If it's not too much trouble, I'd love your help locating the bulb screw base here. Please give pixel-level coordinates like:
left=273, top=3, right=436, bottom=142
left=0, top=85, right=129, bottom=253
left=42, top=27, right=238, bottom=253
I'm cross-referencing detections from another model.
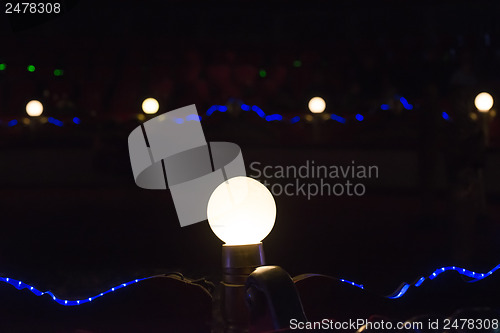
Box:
left=215, top=243, right=265, bottom=332
left=222, top=243, right=265, bottom=284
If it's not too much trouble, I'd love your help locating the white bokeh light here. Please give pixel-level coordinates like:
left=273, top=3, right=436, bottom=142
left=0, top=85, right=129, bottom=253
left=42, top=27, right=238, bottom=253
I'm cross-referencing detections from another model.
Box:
left=207, top=176, right=276, bottom=245
left=142, top=98, right=159, bottom=114
left=474, top=92, right=494, bottom=113
left=308, top=97, right=326, bottom=113
left=26, top=100, right=43, bottom=117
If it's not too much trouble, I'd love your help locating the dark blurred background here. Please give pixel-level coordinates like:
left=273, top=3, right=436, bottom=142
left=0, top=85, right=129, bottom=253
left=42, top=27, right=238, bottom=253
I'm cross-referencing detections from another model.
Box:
left=1, top=0, right=500, bottom=330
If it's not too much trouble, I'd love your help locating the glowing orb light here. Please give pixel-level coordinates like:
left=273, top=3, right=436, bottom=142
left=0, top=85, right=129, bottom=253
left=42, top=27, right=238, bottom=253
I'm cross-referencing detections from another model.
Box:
left=474, top=92, right=494, bottom=113
left=142, top=98, right=159, bottom=115
left=26, top=100, right=43, bottom=117
left=207, top=176, right=276, bottom=245
left=308, top=97, right=326, bottom=114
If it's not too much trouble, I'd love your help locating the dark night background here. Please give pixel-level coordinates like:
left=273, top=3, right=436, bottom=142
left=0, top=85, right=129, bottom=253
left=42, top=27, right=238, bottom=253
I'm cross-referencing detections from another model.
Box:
left=1, top=0, right=500, bottom=332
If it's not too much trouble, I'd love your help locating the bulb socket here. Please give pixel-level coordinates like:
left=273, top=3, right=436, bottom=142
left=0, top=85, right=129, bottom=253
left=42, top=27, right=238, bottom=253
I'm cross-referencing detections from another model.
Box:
left=216, top=243, right=265, bottom=332
left=222, top=243, right=265, bottom=284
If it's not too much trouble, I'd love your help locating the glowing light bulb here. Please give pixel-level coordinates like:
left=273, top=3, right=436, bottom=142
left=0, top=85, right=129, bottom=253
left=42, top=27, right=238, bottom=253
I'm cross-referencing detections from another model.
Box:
left=207, top=176, right=276, bottom=245
left=308, top=97, right=326, bottom=113
left=142, top=98, right=159, bottom=114
left=474, top=92, right=493, bottom=112
left=26, top=100, right=43, bottom=117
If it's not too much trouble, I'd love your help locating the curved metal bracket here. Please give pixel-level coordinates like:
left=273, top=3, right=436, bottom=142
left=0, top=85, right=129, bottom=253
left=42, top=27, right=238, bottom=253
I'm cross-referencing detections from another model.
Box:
left=245, top=266, right=307, bottom=331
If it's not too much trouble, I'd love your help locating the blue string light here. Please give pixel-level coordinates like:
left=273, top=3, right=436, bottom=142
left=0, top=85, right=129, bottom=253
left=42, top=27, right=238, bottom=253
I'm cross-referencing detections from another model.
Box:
left=339, top=278, right=364, bottom=290
left=295, top=274, right=364, bottom=290
left=168, top=114, right=202, bottom=124
left=0, top=276, right=151, bottom=306
left=388, top=264, right=500, bottom=299
left=442, top=112, right=450, bottom=121
left=428, top=265, right=500, bottom=282
left=265, top=114, right=283, bottom=121
left=414, top=277, right=425, bottom=287
left=6, top=100, right=380, bottom=129
left=48, top=117, right=63, bottom=127
left=387, top=283, right=411, bottom=299
left=381, top=95, right=415, bottom=112
left=399, top=96, right=413, bottom=110
left=206, top=105, right=228, bottom=116
left=205, top=105, right=218, bottom=116
left=9, top=97, right=417, bottom=129
left=330, top=114, right=346, bottom=124
left=205, top=102, right=297, bottom=122
left=0, top=264, right=498, bottom=305
left=185, top=114, right=202, bottom=121
left=250, top=105, right=266, bottom=118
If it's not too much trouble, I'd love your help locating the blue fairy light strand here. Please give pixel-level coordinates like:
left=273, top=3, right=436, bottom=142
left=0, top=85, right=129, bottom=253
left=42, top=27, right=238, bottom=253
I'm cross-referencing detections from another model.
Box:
left=4, top=96, right=417, bottom=128
left=387, top=283, right=411, bottom=299
left=0, top=276, right=151, bottom=306
left=0, top=273, right=203, bottom=306
left=0, top=264, right=498, bottom=305
left=387, top=264, right=500, bottom=299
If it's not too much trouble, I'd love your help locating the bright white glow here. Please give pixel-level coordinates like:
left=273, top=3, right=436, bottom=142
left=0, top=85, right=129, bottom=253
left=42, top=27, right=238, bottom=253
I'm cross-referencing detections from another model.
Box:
left=308, top=97, right=326, bottom=113
left=142, top=98, right=159, bottom=114
left=207, top=176, right=276, bottom=245
left=26, top=100, right=43, bottom=117
left=474, top=92, right=494, bottom=112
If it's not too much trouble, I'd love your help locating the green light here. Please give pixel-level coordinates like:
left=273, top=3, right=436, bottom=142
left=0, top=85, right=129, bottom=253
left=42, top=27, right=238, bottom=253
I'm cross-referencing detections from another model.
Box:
left=259, top=69, right=267, bottom=78
left=54, top=69, right=64, bottom=76
left=293, top=60, right=302, bottom=68
left=27, top=65, right=35, bottom=72
left=0, top=63, right=6, bottom=71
